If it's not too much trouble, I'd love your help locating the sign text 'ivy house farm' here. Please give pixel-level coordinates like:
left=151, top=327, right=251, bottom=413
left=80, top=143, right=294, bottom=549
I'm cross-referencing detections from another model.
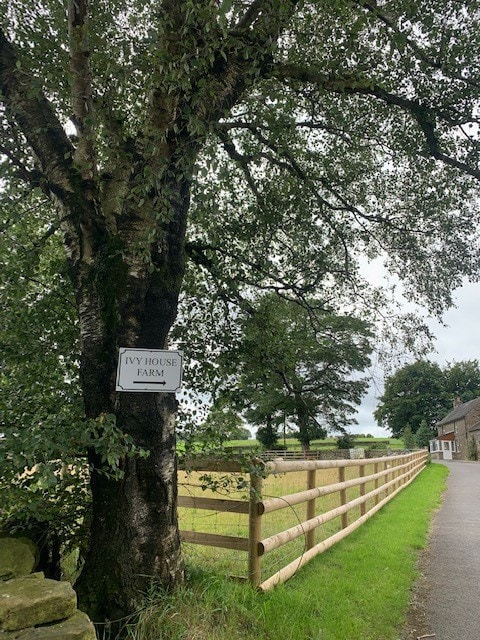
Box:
left=115, top=348, right=183, bottom=393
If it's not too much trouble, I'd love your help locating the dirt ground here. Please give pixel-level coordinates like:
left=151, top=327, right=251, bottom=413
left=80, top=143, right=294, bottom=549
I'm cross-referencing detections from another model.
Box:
left=400, top=547, right=436, bottom=640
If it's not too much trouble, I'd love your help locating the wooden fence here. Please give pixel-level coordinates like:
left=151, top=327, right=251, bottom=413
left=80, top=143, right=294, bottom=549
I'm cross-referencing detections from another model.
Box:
left=178, top=450, right=428, bottom=590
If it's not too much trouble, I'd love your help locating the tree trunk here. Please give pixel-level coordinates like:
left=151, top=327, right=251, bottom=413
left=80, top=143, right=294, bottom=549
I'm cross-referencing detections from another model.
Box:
left=74, top=176, right=190, bottom=621
left=76, top=392, right=182, bottom=622
left=296, top=399, right=311, bottom=451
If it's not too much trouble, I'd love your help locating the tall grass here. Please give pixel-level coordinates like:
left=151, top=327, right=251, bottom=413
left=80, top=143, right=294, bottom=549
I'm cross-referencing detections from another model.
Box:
left=130, top=462, right=448, bottom=640
left=178, top=465, right=368, bottom=581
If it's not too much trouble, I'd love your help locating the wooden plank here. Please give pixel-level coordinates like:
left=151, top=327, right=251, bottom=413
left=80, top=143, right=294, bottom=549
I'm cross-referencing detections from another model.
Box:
left=178, top=457, right=245, bottom=472
left=359, top=465, right=366, bottom=516
left=266, top=454, right=386, bottom=473
left=179, top=456, right=265, bottom=473
left=259, top=464, right=423, bottom=556
left=261, top=466, right=393, bottom=513
left=180, top=530, right=249, bottom=551
left=339, top=466, right=348, bottom=529
left=178, top=495, right=250, bottom=513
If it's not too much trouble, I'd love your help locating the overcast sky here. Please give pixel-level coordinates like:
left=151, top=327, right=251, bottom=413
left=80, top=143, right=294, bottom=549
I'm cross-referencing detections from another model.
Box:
left=352, top=280, right=480, bottom=437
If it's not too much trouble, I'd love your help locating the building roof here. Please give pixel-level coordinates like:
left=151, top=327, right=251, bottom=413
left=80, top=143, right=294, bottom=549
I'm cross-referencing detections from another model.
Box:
left=437, top=397, right=480, bottom=426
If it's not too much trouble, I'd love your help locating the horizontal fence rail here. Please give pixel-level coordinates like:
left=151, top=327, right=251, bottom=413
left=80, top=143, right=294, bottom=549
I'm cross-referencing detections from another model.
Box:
left=178, top=450, right=428, bottom=590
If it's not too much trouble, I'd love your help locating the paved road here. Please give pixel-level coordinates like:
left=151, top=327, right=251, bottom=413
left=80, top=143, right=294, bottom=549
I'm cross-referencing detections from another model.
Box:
left=420, top=460, right=480, bottom=640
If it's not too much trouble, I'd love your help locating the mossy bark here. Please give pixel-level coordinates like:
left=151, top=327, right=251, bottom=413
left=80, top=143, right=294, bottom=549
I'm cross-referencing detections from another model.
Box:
left=76, top=394, right=183, bottom=621
left=73, top=176, right=190, bottom=621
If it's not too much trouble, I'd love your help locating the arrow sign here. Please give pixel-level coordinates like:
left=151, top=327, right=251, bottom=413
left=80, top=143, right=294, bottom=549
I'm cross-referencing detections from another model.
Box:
left=116, top=348, right=183, bottom=393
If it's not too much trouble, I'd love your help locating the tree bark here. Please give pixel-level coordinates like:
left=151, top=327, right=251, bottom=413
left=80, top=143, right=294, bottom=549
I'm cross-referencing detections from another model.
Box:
left=296, top=399, right=311, bottom=451
left=73, top=175, right=191, bottom=621
left=76, top=392, right=182, bottom=622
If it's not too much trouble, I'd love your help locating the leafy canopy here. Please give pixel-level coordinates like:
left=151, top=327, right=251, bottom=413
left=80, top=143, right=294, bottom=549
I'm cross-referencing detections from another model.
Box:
left=216, top=294, right=373, bottom=449
left=375, top=359, right=480, bottom=437
left=1, top=0, right=480, bottom=581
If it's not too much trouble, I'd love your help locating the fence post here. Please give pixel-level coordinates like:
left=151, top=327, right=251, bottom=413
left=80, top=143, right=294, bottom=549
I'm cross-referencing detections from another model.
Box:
left=339, top=466, right=348, bottom=529
left=248, top=470, right=263, bottom=588
left=359, top=464, right=366, bottom=516
left=306, top=469, right=316, bottom=550
left=374, top=462, right=379, bottom=505
left=384, top=459, right=389, bottom=496
left=403, top=454, right=408, bottom=485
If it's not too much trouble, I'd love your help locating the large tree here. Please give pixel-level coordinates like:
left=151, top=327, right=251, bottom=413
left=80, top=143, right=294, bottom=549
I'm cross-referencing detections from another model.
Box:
left=375, top=360, right=447, bottom=436
left=444, top=360, right=480, bottom=403
left=228, top=294, right=373, bottom=449
left=1, top=0, right=480, bottom=621
left=375, top=359, right=480, bottom=437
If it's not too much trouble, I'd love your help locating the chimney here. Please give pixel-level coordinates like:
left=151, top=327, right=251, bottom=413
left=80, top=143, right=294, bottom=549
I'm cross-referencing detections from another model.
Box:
left=453, top=396, right=462, bottom=408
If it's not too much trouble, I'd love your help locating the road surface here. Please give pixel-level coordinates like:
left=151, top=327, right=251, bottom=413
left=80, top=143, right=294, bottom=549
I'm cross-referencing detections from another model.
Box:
left=403, top=459, right=480, bottom=640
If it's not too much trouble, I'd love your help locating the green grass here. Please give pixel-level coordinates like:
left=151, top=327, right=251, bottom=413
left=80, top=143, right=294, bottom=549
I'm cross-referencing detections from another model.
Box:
left=177, top=437, right=404, bottom=454
left=224, top=437, right=403, bottom=450
left=178, top=466, right=347, bottom=580
left=131, top=462, right=448, bottom=640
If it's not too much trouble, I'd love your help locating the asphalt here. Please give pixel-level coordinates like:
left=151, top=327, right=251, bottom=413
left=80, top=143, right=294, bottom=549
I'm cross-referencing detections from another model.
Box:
left=419, top=460, right=480, bottom=640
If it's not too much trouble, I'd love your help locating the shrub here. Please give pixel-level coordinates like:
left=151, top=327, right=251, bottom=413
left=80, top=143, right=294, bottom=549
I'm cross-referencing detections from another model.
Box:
left=256, top=424, right=279, bottom=449
left=368, top=441, right=388, bottom=451
left=467, top=435, right=478, bottom=461
left=336, top=432, right=356, bottom=450
left=402, top=425, right=415, bottom=450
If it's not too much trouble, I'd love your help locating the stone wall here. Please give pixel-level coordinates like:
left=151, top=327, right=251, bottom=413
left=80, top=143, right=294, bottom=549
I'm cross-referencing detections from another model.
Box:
left=0, top=536, right=96, bottom=639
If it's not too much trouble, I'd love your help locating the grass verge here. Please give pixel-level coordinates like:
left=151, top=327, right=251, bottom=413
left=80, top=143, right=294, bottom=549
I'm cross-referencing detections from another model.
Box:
left=129, top=462, right=448, bottom=640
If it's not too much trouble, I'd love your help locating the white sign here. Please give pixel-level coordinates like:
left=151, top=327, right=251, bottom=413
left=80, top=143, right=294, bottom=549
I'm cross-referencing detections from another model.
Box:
left=116, top=348, right=183, bottom=393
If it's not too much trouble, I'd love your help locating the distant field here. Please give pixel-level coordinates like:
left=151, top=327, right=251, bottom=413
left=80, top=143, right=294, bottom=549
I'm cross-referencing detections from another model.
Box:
left=223, top=437, right=403, bottom=450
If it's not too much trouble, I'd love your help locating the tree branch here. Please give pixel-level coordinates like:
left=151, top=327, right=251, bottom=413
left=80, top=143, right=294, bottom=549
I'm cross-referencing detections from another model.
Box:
left=217, top=128, right=269, bottom=207
left=0, top=143, right=42, bottom=185
left=352, top=0, right=480, bottom=90
left=189, top=0, right=301, bottom=129
left=0, top=28, right=75, bottom=192
left=270, top=63, right=480, bottom=182
left=68, top=0, right=95, bottom=178
left=233, top=0, right=265, bottom=30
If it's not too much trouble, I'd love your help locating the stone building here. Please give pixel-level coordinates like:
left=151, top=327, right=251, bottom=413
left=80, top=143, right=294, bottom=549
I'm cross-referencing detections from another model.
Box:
left=430, top=397, right=480, bottom=460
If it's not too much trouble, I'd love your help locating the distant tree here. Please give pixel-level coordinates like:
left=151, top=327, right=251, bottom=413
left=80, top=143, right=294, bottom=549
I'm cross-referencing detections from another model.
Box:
left=376, top=360, right=480, bottom=438
left=196, top=402, right=247, bottom=447
left=375, top=361, right=448, bottom=437
left=231, top=295, right=373, bottom=450
left=231, top=427, right=251, bottom=441
left=443, top=361, right=480, bottom=404
left=256, top=419, right=281, bottom=450
left=402, top=425, right=416, bottom=450
left=240, top=376, right=288, bottom=450
left=415, top=419, right=435, bottom=448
